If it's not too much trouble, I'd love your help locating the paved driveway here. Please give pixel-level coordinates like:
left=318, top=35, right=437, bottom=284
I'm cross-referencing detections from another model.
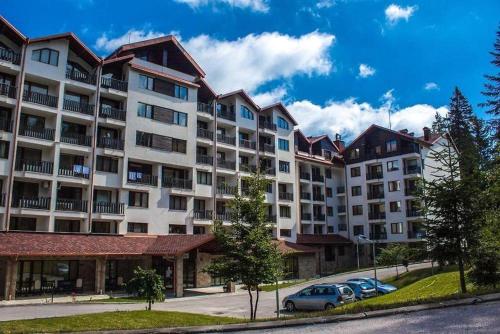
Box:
left=0, top=262, right=431, bottom=321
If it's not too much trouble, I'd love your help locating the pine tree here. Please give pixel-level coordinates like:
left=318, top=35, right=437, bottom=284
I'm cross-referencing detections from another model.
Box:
left=470, top=116, right=492, bottom=170
left=480, top=25, right=500, bottom=139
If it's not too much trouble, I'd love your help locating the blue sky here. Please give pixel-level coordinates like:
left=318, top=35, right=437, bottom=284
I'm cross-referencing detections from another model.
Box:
left=1, top=0, right=498, bottom=139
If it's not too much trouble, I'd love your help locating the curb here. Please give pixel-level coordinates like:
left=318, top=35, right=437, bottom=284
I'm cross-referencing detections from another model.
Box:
left=74, top=292, right=500, bottom=334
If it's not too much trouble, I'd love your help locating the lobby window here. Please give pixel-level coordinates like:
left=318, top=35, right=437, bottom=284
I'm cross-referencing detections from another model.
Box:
left=351, top=167, right=361, bottom=177
left=277, top=116, right=289, bottom=130
left=387, top=160, right=399, bottom=171
left=390, top=201, right=401, bottom=212
left=139, top=74, right=154, bottom=90
left=128, top=191, right=148, bottom=208
left=386, top=139, right=397, bottom=152
left=353, top=225, right=364, bottom=236
left=388, top=180, right=401, bottom=192
left=278, top=138, right=289, bottom=151
left=280, top=229, right=291, bottom=237
left=391, top=222, right=403, bottom=234
left=240, top=105, right=254, bottom=120
left=351, top=186, right=362, bottom=196
left=32, top=48, right=59, bottom=66
left=169, top=224, right=187, bottom=234
left=169, top=195, right=187, bottom=211
left=279, top=205, right=291, bottom=218
left=279, top=160, right=290, bottom=173
left=352, top=205, right=363, bottom=216
left=128, top=222, right=148, bottom=233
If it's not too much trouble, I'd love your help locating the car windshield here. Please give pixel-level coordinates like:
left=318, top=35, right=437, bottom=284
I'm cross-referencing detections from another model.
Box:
left=359, top=283, right=373, bottom=290
left=367, top=279, right=384, bottom=286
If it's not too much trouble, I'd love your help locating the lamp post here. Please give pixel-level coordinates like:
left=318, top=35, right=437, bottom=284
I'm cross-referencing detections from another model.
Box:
left=356, top=235, right=362, bottom=270
left=358, top=234, right=378, bottom=296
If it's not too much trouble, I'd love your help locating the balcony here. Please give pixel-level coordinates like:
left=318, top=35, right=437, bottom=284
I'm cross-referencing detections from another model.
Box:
left=15, top=159, right=54, bottom=174
left=262, top=167, right=276, bottom=176
left=63, top=99, right=95, bottom=116
left=217, top=134, right=236, bottom=146
left=366, top=171, right=384, bottom=180
left=12, top=197, right=51, bottom=210
left=197, top=128, right=213, bottom=140
left=19, top=126, right=55, bottom=141
left=279, top=192, right=294, bottom=201
left=312, top=174, right=324, bottom=182
left=217, top=159, right=236, bottom=170
left=217, top=109, right=236, bottom=122
left=58, top=165, right=91, bottom=179
left=127, top=172, right=158, bottom=186
left=23, top=90, right=58, bottom=108
left=266, top=215, right=277, bottom=223
left=101, top=76, right=128, bottom=92
left=367, top=191, right=385, bottom=200
left=61, top=133, right=92, bottom=147
left=197, top=102, right=213, bottom=115
left=368, top=212, right=386, bottom=220
left=313, top=194, right=325, bottom=201
left=66, top=69, right=96, bottom=85
left=239, top=138, right=256, bottom=150
left=194, top=210, right=213, bottom=220
left=338, top=224, right=348, bottom=231
left=369, top=232, right=388, bottom=240
left=404, top=165, right=422, bottom=175
left=259, top=121, right=277, bottom=131
left=0, top=47, right=21, bottom=65
left=0, top=83, right=16, bottom=99
left=0, top=118, right=12, bottom=132
left=337, top=205, right=346, bottom=214
left=301, top=212, right=312, bottom=221
left=406, top=209, right=423, bottom=218
left=336, top=186, right=345, bottom=194
left=56, top=198, right=88, bottom=212
left=98, top=137, right=124, bottom=150
left=0, top=193, right=5, bottom=206
left=408, top=230, right=426, bottom=239
left=240, top=164, right=257, bottom=173
left=405, top=187, right=418, bottom=196
left=259, top=143, right=275, bottom=154
left=99, top=105, right=126, bottom=121
left=300, top=192, right=311, bottom=200
left=196, top=155, right=213, bottom=165
left=314, top=214, right=326, bottom=221
left=215, top=212, right=232, bottom=221
left=93, top=202, right=125, bottom=215
left=162, top=177, right=192, bottom=190
left=216, top=184, right=238, bottom=195
left=300, top=172, right=310, bottom=180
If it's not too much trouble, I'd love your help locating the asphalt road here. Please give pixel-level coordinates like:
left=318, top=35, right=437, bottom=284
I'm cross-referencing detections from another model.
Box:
left=0, top=262, right=431, bottom=321
left=231, top=300, right=500, bottom=334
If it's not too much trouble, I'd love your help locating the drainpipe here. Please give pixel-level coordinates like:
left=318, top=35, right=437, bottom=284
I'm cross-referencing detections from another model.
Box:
left=3, top=38, right=28, bottom=232
left=211, top=97, right=218, bottom=222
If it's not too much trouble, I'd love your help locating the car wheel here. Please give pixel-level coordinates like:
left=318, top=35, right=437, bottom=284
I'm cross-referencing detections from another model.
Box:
left=324, top=303, right=335, bottom=310
left=285, top=301, right=296, bottom=312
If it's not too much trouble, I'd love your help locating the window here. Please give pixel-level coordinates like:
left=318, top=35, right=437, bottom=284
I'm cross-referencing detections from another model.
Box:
left=325, top=246, right=335, bottom=261
left=173, top=111, right=188, bottom=126
left=197, top=171, right=212, bottom=185
left=388, top=181, right=401, bottom=192
left=240, top=105, right=254, bottom=120
left=174, top=84, right=188, bottom=100
left=279, top=160, right=290, bottom=173
left=353, top=225, right=364, bottom=236
left=138, top=102, right=153, bottom=119
left=54, top=220, right=80, bottom=233
left=11, top=217, right=37, bottom=231
left=390, top=201, right=401, bottom=212
left=266, top=183, right=273, bottom=193
left=96, top=156, right=118, bottom=173
left=193, top=226, right=206, bottom=235
left=128, top=191, right=148, bottom=208
left=139, top=75, right=154, bottom=90
left=351, top=167, right=361, bottom=177
left=278, top=138, right=289, bottom=151
left=280, top=229, right=291, bottom=237
left=0, top=140, right=9, bottom=159
left=327, top=206, right=334, bottom=216
left=169, top=224, right=187, bottom=234
left=391, top=222, right=403, bottom=234
left=387, top=160, right=399, bottom=171
left=352, top=205, right=363, bottom=216
left=350, top=148, right=360, bottom=159
left=327, top=226, right=334, bottom=233
left=279, top=205, right=291, bottom=218
left=136, top=131, right=187, bottom=153
left=386, top=139, right=397, bottom=152
left=325, top=169, right=332, bottom=179
left=326, top=187, right=333, bottom=197
left=351, top=186, right=362, bottom=196
left=128, top=222, right=148, bottom=233
left=277, top=116, right=289, bottom=130
left=32, top=48, right=59, bottom=66
left=169, top=195, right=187, bottom=210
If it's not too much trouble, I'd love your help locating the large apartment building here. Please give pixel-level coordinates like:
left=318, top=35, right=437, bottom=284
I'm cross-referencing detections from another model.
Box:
left=0, top=16, right=453, bottom=301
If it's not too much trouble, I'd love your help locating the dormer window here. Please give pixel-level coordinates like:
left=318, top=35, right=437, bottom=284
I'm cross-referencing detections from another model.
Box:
left=240, top=105, right=254, bottom=120
left=32, top=48, right=59, bottom=66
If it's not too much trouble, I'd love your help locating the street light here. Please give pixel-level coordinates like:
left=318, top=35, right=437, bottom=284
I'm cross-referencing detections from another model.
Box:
left=358, top=234, right=378, bottom=296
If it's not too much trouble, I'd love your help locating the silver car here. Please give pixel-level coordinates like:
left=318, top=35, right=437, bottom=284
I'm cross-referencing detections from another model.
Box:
left=282, top=283, right=355, bottom=312
left=343, top=280, right=377, bottom=300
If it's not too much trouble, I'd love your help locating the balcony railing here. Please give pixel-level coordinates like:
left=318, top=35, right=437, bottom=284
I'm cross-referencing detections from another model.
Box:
left=300, top=172, right=310, bottom=180
left=217, top=109, right=236, bottom=121
left=127, top=172, right=158, bottom=186
left=216, top=184, right=238, bottom=195
left=313, top=194, right=325, bottom=201
left=407, top=230, right=426, bottom=239
left=266, top=215, right=277, bottom=223
left=12, top=197, right=51, bottom=210
left=405, top=187, right=418, bottom=196
left=215, top=212, right=232, bottom=221
left=404, top=165, right=422, bottom=175
left=197, top=128, right=213, bottom=140
left=66, top=69, right=96, bottom=85
left=367, top=191, right=385, bottom=200
left=259, top=143, right=275, bottom=154
left=338, top=205, right=346, bottom=214
left=196, top=155, right=213, bottom=165
left=99, top=105, right=126, bottom=121
left=0, top=47, right=21, bottom=65
left=240, top=164, right=257, bottom=173
left=259, top=121, right=277, bottom=131
left=217, top=134, right=236, bottom=146
left=0, top=118, right=12, bottom=132
left=0, top=193, right=5, bottom=207
left=312, top=174, right=324, bottom=182
left=338, top=224, right=348, bottom=231
left=300, top=192, right=311, bottom=200
left=217, top=159, right=236, bottom=170
left=93, top=202, right=125, bottom=215
left=314, top=214, right=326, bottom=221
left=18, top=126, right=55, bottom=141
left=263, top=167, right=276, bottom=176
left=58, top=165, right=91, bottom=179
left=301, top=212, right=312, bottom=221
left=337, top=186, right=345, bottom=194
left=194, top=210, right=213, bottom=220
left=239, top=138, right=256, bottom=150
left=369, top=232, right=388, bottom=240
left=15, top=159, right=53, bottom=174
left=98, top=137, right=124, bottom=150
left=101, top=76, right=128, bottom=92
left=279, top=192, right=293, bottom=201
left=406, top=209, right=423, bottom=217
left=61, top=132, right=92, bottom=147
left=197, top=102, right=213, bottom=115
left=63, top=99, right=95, bottom=115
left=0, top=83, right=16, bottom=98
left=366, top=171, right=384, bottom=180
left=56, top=198, right=88, bottom=212
left=162, top=177, right=192, bottom=190
left=23, top=90, right=58, bottom=108
left=368, top=212, right=386, bottom=220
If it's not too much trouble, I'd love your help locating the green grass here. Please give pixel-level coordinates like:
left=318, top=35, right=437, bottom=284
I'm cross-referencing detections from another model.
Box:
left=83, top=296, right=147, bottom=303
left=259, top=279, right=309, bottom=292
left=384, top=265, right=457, bottom=289
left=0, top=311, right=243, bottom=334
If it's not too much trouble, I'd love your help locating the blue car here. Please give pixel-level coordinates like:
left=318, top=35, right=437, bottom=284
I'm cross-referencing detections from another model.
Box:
left=343, top=280, right=377, bottom=300
left=348, top=277, right=397, bottom=294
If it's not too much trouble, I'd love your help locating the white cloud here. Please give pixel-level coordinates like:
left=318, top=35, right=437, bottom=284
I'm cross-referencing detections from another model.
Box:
left=252, top=86, right=288, bottom=107
left=316, top=0, right=334, bottom=9
left=358, top=63, right=376, bottom=78
left=385, top=4, right=417, bottom=24
left=95, top=29, right=166, bottom=53
left=175, top=0, right=269, bottom=13
left=287, top=96, right=447, bottom=141
left=424, top=82, right=439, bottom=91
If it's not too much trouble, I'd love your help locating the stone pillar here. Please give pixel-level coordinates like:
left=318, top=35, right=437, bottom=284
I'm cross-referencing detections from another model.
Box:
left=174, top=255, right=183, bottom=298
left=95, top=258, right=106, bottom=295
left=4, top=258, right=18, bottom=301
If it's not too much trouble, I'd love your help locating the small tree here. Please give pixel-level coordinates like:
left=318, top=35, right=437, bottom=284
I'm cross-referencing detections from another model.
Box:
left=378, top=244, right=410, bottom=279
left=126, top=266, right=165, bottom=310
left=205, top=173, right=282, bottom=320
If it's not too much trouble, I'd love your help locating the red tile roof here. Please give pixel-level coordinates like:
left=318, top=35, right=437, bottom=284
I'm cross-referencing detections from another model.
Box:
left=275, top=240, right=319, bottom=255
left=296, top=234, right=352, bottom=245
left=145, top=234, right=215, bottom=256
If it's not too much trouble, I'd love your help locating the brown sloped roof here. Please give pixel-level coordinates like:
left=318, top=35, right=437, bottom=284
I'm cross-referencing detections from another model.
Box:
left=0, top=15, right=27, bottom=45
left=219, top=89, right=260, bottom=111
left=261, top=102, right=298, bottom=126
left=129, top=62, right=200, bottom=88
left=275, top=240, right=319, bottom=255
left=296, top=234, right=352, bottom=245
left=145, top=234, right=215, bottom=256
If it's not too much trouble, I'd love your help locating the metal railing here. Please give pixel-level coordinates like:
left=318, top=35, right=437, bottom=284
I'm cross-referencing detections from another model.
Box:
left=406, top=209, right=423, bottom=217
left=407, top=230, right=426, bottom=239
left=60, top=133, right=92, bottom=147
left=314, top=214, right=326, bottom=221
left=63, top=99, right=95, bottom=115
left=196, top=155, right=213, bottom=165
left=266, top=215, right=277, bottom=223
left=259, top=121, right=277, bottom=131
left=58, top=165, right=91, bottom=179
left=0, top=47, right=21, bottom=64
left=127, top=172, right=158, bottom=186
left=0, top=83, right=16, bottom=98
left=240, top=164, right=257, bottom=173
left=279, top=192, right=294, bottom=201
left=23, top=90, right=58, bottom=108
left=66, top=69, right=96, bottom=85
left=239, top=138, right=256, bottom=149
left=217, top=134, right=236, bottom=146
left=194, top=210, right=213, bottom=220
left=217, top=109, right=236, bottom=121
left=301, top=213, right=312, bottom=220
left=162, top=177, right=192, bottom=190
left=313, top=194, right=325, bottom=201
left=0, top=193, right=5, bottom=207
left=405, top=187, right=418, bottom=196
left=263, top=167, right=276, bottom=176
left=197, top=102, right=213, bottom=115
left=197, top=128, right=213, bottom=140
left=0, top=118, right=13, bottom=132
left=259, top=143, right=275, bottom=153
left=18, top=126, right=55, bottom=140
left=12, top=197, right=51, bottom=210
left=367, top=191, right=385, bottom=200
left=404, top=165, right=422, bottom=175
left=336, top=186, right=345, bottom=194
left=337, top=205, right=346, bottom=213
left=368, top=212, right=386, bottom=220
left=217, top=159, right=236, bottom=170
left=101, top=76, right=128, bottom=92
left=215, top=212, right=232, bottom=221
left=366, top=171, right=384, bottom=180
left=98, top=137, right=124, bottom=150
left=300, top=172, right=310, bottom=180
left=99, top=105, right=126, bottom=121
left=312, top=174, right=324, bottom=182
left=56, top=198, right=88, bottom=212
left=369, top=232, right=388, bottom=240
left=93, top=202, right=125, bottom=215
left=338, top=224, right=348, bottom=231
left=300, top=192, right=311, bottom=200
left=15, top=159, right=53, bottom=174
left=216, top=184, right=238, bottom=195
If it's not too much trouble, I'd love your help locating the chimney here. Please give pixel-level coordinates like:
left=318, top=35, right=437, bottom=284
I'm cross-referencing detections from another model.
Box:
left=399, top=129, right=408, bottom=134
left=423, top=127, right=431, bottom=141
left=334, top=133, right=345, bottom=151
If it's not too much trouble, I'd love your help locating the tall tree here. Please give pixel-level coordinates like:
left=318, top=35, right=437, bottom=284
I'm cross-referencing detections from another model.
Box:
left=205, top=173, right=282, bottom=320
left=480, top=25, right=500, bottom=139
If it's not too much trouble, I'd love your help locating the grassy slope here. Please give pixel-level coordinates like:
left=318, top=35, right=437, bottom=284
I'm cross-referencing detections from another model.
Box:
left=0, top=311, right=242, bottom=334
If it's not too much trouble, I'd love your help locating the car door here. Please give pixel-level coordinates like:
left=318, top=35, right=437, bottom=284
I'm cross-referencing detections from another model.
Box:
left=294, top=287, right=314, bottom=310
left=309, top=286, right=328, bottom=310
